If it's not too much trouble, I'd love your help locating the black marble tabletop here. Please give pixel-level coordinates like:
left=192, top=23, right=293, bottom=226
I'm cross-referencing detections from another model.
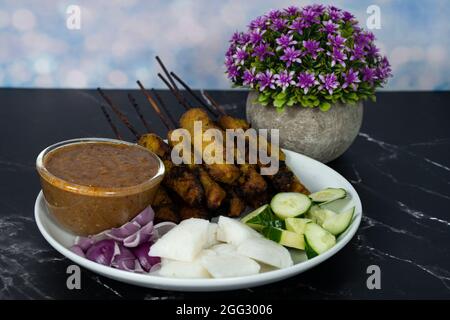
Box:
left=0, top=89, right=449, bottom=300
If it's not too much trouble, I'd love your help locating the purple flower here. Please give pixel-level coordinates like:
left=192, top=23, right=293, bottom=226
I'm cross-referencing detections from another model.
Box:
left=230, top=32, right=240, bottom=44
left=276, top=34, right=297, bottom=51
left=367, top=45, right=380, bottom=57
left=232, top=46, right=248, bottom=65
left=350, top=44, right=366, bottom=62
left=342, top=69, right=360, bottom=91
left=271, top=18, right=287, bottom=31
left=274, top=70, right=296, bottom=91
left=252, top=43, right=274, bottom=61
left=328, top=6, right=342, bottom=20
left=225, top=55, right=234, bottom=68
left=297, top=71, right=319, bottom=94
left=242, top=67, right=257, bottom=87
left=289, top=18, right=308, bottom=35
left=301, top=6, right=321, bottom=25
left=309, top=4, right=326, bottom=14
left=256, top=70, right=276, bottom=91
left=355, top=31, right=375, bottom=48
left=267, top=9, right=282, bottom=20
left=248, top=16, right=268, bottom=30
left=238, top=33, right=250, bottom=45
left=361, top=66, right=377, bottom=84
left=280, top=46, right=302, bottom=67
left=318, top=73, right=339, bottom=95
left=303, top=40, right=324, bottom=59
left=249, top=28, right=266, bottom=45
left=375, top=56, right=392, bottom=81
left=327, top=34, right=346, bottom=48
left=328, top=47, right=347, bottom=67
left=321, top=20, right=338, bottom=34
left=342, top=11, right=355, bottom=22
left=284, top=6, right=299, bottom=15
left=227, top=65, right=240, bottom=81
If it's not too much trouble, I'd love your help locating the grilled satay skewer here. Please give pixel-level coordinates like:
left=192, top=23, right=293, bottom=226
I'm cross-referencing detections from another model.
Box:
left=186, top=87, right=309, bottom=195
left=97, top=88, right=205, bottom=207
left=137, top=81, right=227, bottom=210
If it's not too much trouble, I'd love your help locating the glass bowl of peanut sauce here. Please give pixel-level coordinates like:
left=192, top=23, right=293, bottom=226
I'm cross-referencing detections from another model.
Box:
left=36, top=138, right=165, bottom=236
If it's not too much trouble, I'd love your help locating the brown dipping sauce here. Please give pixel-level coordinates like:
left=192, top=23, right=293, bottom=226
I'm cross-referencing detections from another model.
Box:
left=37, top=139, right=164, bottom=236
left=45, top=142, right=158, bottom=188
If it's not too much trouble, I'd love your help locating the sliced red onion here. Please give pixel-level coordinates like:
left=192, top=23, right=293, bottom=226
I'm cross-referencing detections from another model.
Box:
left=123, top=221, right=154, bottom=248
left=131, top=206, right=155, bottom=227
left=70, top=245, right=85, bottom=258
left=152, top=221, right=177, bottom=240
left=104, top=221, right=141, bottom=241
left=130, top=242, right=161, bottom=272
left=85, top=239, right=119, bottom=266
left=149, top=263, right=161, bottom=274
left=111, top=244, right=136, bottom=270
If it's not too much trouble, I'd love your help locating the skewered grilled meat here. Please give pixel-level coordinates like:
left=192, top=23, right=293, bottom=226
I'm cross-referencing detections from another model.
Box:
left=179, top=108, right=268, bottom=200
left=138, top=133, right=205, bottom=207
left=224, top=187, right=246, bottom=217
left=167, top=130, right=227, bottom=210
left=214, top=114, right=309, bottom=195
left=179, top=108, right=240, bottom=184
left=154, top=205, right=180, bottom=224
left=152, top=185, right=173, bottom=207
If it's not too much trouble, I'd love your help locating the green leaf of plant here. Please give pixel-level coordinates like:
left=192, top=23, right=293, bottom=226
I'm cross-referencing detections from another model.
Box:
left=319, top=102, right=331, bottom=112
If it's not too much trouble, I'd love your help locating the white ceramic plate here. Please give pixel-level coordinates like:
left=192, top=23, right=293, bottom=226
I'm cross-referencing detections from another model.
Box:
left=35, top=149, right=362, bottom=292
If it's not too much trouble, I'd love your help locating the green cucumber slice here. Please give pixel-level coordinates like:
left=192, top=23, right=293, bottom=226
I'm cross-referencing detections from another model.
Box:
left=318, top=196, right=352, bottom=213
left=262, top=226, right=305, bottom=250
left=308, top=206, right=336, bottom=225
left=321, top=206, right=355, bottom=236
left=241, top=204, right=284, bottom=230
left=285, top=218, right=311, bottom=235
left=304, top=223, right=336, bottom=258
left=309, top=188, right=346, bottom=203
left=270, top=192, right=311, bottom=219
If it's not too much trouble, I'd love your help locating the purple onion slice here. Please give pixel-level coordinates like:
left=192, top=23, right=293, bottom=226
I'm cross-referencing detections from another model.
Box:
left=85, top=239, right=119, bottom=266
left=123, top=221, right=154, bottom=248
left=131, top=206, right=155, bottom=227
left=130, top=242, right=161, bottom=272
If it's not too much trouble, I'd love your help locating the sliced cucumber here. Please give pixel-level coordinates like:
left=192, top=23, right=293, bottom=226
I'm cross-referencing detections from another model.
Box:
left=262, top=226, right=305, bottom=250
left=321, top=206, right=354, bottom=236
left=304, top=223, right=336, bottom=258
left=318, top=196, right=352, bottom=212
left=270, top=192, right=311, bottom=219
left=285, top=218, right=311, bottom=235
left=308, top=206, right=336, bottom=225
left=309, top=188, right=346, bottom=203
left=241, top=204, right=284, bottom=231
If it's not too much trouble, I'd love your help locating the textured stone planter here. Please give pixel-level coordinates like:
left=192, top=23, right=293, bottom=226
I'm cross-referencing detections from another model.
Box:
left=246, top=91, right=363, bottom=163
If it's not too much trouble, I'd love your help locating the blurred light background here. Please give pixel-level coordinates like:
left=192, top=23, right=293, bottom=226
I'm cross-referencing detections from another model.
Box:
left=0, top=0, right=448, bottom=90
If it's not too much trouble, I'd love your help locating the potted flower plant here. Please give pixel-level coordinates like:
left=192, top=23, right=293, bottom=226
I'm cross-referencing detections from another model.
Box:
left=225, top=4, right=391, bottom=163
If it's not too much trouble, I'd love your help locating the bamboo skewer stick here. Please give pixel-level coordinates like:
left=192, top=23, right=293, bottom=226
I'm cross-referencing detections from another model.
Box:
left=151, top=88, right=179, bottom=127
left=127, top=93, right=151, bottom=132
left=99, top=104, right=122, bottom=140
left=97, top=88, right=140, bottom=139
left=136, top=80, right=175, bottom=130
left=157, top=73, right=191, bottom=111
left=169, top=71, right=219, bottom=117
left=202, top=91, right=227, bottom=116
left=155, top=56, right=179, bottom=92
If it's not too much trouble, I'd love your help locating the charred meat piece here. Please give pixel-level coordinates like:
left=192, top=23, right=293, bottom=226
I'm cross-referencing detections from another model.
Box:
left=164, top=165, right=205, bottom=207
left=154, top=205, right=180, bottom=224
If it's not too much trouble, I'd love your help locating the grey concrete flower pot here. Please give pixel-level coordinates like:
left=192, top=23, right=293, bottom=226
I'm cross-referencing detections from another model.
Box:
left=246, top=91, right=363, bottom=163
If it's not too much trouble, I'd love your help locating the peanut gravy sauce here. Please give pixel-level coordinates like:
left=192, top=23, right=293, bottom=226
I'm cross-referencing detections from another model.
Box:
left=45, top=142, right=158, bottom=188
left=38, top=140, right=164, bottom=236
